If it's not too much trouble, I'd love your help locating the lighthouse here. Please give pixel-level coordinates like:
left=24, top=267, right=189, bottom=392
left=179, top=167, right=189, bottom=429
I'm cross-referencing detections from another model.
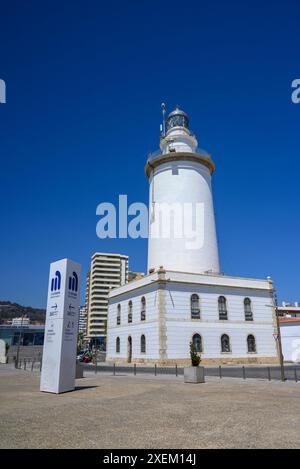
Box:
left=146, top=105, right=220, bottom=275
left=106, top=104, right=278, bottom=367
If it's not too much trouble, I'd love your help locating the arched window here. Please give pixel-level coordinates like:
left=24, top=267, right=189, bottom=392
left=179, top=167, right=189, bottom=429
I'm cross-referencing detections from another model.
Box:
left=117, top=304, right=121, bottom=325
left=218, top=296, right=228, bottom=320
left=192, top=333, right=202, bottom=353
left=221, top=334, right=231, bottom=352
left=247, top=334, right=256, bottom=353
left=244, top=298, right=253, bottom=321
left=128, top=301, right=132, bottom=323
left=116, top=337, right=120, bottom=353
left=191, top=294, right=200, bottom=319
left=141, top=297, right=146, bottom=321
left=141, top=334, right=146, bottom=353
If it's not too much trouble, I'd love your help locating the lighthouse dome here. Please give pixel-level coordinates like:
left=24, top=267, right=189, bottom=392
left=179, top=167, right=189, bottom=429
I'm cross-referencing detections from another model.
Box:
left=166, top=106, right=189, bottom=131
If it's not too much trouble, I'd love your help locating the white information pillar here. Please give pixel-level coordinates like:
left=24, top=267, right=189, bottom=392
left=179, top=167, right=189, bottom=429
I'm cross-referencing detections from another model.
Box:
left=40, top=258, right=81, bottom=394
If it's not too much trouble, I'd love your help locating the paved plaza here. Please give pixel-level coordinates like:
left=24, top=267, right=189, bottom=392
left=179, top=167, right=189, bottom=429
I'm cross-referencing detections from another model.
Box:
left=0, top=364, right=300, bottom=449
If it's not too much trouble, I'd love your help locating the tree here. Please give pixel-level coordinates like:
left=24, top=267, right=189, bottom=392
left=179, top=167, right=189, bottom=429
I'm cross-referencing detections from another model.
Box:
left=77, top=332, right=84, bottom=355
left=189, top=341, right=201, bottom=367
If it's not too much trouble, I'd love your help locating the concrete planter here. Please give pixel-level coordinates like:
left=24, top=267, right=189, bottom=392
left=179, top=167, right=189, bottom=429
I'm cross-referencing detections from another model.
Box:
left=184, top=366, right=205, bottom=383
left=76, top=362, right=84, bottom=379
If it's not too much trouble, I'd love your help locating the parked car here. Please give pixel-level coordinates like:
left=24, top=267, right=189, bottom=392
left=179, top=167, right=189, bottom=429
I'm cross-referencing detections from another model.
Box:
left=76, top=351, right=85, bottom=361
left=78, top=350, right=94, bottom=363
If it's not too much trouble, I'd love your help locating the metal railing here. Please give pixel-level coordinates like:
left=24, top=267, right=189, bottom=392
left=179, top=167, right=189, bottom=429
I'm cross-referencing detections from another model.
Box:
left=13, top=358, right=300, bottom=383
left=88, top=363, right=299, bottom=382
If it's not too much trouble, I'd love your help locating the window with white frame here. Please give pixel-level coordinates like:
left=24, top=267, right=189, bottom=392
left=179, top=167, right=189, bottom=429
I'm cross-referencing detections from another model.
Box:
left=117, top=304, right=121, bottom=325
left=191, top=294, right=200, bottom=319
left=116, top=336, right=120, bottom=353
left=141, top=334, right=146, bottom=353
left=128, top=300, right=132, bottom=323
left=141, top=297, right=146, bottom=321
left=244, top=298, right=253, bottom=321
left=221, top=334, right=231, bottom=352
left=218, top=296, right=228, bottom=320
left=192, top=333, right=202, bottom=352
left=247, top=334, right=256, bottom=353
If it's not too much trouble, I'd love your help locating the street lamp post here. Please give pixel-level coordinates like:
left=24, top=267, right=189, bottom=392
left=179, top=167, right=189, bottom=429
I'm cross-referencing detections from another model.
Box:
left=15, top=312, right=25, bottom=368
left=273, top=293, right=285, bottom=382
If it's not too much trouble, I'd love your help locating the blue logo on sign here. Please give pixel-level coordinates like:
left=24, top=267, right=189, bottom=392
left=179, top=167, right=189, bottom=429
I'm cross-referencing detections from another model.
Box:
left=68, top=271, right=78, bottom=292
left=51, top=271, right=61, bottom=292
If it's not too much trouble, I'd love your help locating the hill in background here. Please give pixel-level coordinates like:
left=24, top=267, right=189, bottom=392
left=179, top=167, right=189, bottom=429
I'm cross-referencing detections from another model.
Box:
left=0, top=301, right=46, bottom=325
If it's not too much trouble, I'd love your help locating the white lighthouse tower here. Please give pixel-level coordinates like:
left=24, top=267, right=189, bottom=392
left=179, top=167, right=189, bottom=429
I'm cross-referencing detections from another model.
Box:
left=146, top=105, right=220, bottom=274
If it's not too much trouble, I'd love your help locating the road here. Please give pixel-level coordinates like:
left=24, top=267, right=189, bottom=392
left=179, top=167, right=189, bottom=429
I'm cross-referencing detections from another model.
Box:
left=83, top=363, right=300, bottom=382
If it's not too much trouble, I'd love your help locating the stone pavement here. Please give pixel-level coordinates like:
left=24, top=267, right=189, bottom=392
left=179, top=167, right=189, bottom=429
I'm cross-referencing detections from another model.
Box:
left=0, top=364, right=300, bottom=449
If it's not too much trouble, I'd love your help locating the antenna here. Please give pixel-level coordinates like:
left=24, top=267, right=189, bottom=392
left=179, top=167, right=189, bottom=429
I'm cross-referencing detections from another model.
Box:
left=161, top=102, right=166, bottom=137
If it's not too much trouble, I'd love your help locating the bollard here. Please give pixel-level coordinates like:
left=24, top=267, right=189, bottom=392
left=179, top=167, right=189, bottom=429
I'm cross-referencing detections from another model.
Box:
left=295, top=368, right=298, bottom=383
left=24, top=360, right=27, bottom=371
left=175, top=364, right=178, bottom=377
left=40, top=360, right=42, bottom=372
left=267, top=367, right=271, bottom=381
left=31, top=360, right=34, bottom=372
left=113, top=363, right=116, bottom=376
left=242, top=366, right=246, bottom=380
left=95, top=354, right=97, bottom=374
left=154, top=364, right=157, bottom=376
left=134, top=363, right=136, bottom=376
left=219, top=365, right=222, bottom=379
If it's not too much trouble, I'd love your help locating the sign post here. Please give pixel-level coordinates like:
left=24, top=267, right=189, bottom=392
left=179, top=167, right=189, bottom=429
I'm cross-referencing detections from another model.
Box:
left=40, top=258, right=81, bottom=394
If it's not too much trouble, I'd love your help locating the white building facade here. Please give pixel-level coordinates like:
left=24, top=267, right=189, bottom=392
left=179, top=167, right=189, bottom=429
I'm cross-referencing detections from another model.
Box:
left=106, top=106, right=279, bottom=365
left=11, top=316, right=30, bottom=326
left=78, top=306, right=87, bottom=336
left=280, top=318, right=300, bottom=363
left=107, top=269, right=278, bottom=365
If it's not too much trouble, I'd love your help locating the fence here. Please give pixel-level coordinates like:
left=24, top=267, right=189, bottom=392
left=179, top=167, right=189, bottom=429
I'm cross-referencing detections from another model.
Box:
left=88, top=362, right=300, bottom=382
left=15, top=358, right=42, bottom=372
left=14, top=359, right=300, bottom=383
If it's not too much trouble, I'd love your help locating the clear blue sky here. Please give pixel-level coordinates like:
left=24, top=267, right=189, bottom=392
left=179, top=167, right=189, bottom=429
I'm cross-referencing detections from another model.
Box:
left=0, top=0, right=299, bottom=307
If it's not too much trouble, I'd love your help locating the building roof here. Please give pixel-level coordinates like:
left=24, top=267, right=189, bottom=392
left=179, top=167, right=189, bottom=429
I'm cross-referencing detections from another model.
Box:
left=108, top=269, right=273, bottom=299
left=92, top=252, right=128, bottom=259
left=279, top=317, right=300, bottom=324
left=167, top=106, right=189, bottom=120
left=278, top=306, right=300, bottom=312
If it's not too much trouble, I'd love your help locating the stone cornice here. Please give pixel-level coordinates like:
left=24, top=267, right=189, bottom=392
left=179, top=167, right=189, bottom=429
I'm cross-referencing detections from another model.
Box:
left=145, top=152, right=215, bottom=177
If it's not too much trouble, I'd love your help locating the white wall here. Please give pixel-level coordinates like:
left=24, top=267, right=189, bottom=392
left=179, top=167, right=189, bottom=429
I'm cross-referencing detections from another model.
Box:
left=166, top=322, right=276, bottom=359
left=107, top=277, right=277, bottom=362
left=281, top=323, right=300, bottom=362
left=147, top=160, right=220, bottom=274
left=107, top=323, right=160, bottom=361
left=164, top=283, right=274, bottom=323
left=164, top=283, right=276, bottom=359
left=107, top=287, right=159, bottom=360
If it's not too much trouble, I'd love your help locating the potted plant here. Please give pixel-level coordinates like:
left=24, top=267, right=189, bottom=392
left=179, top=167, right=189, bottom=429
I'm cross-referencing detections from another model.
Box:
left=184, top=341, right=205, bottom=383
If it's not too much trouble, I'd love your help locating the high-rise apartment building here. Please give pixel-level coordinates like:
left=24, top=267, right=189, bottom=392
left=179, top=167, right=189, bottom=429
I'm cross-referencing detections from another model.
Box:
left=86, top=253, right=128, bottom=346
left=78, top=306, right=87, bottom=336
